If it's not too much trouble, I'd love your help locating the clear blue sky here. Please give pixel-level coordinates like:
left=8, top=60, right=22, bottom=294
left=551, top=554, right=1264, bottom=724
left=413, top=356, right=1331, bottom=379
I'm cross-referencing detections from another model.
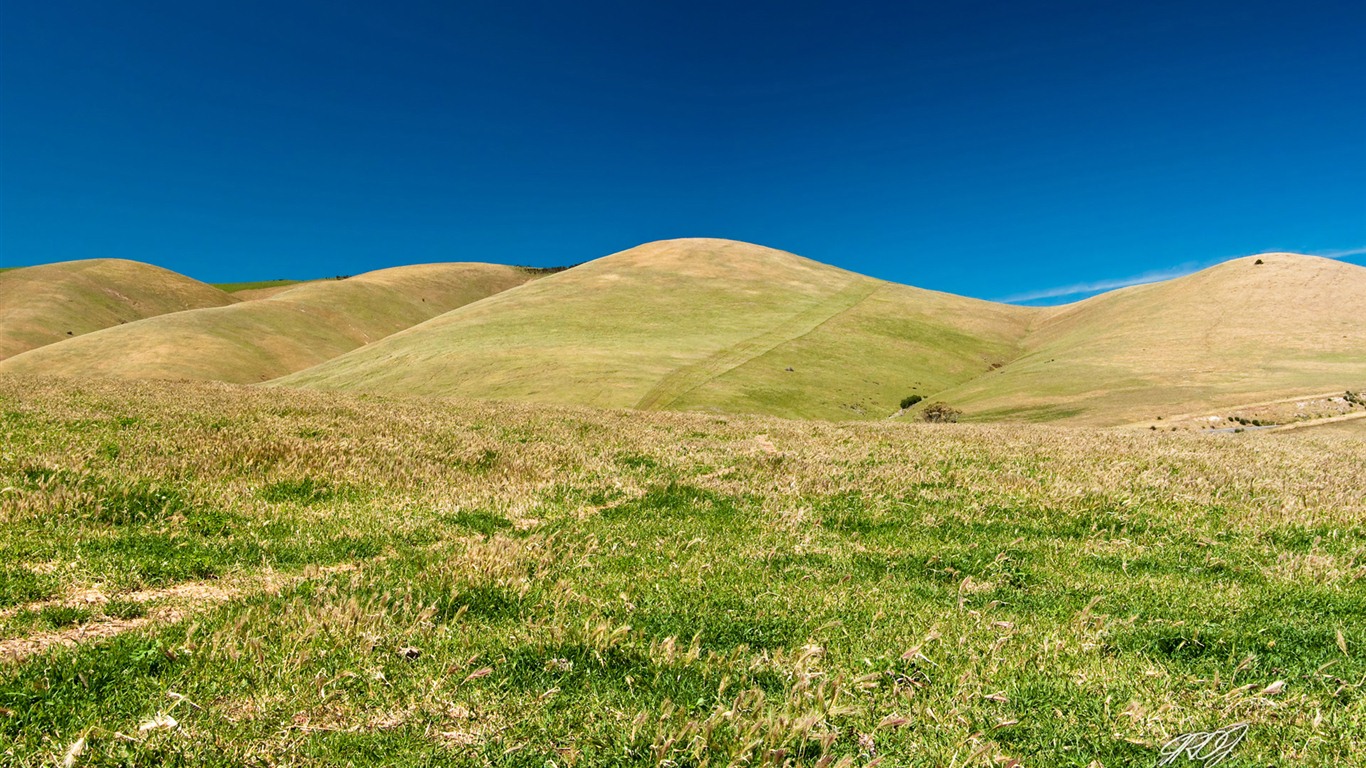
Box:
left=2, top=0, right=1363, bottom=303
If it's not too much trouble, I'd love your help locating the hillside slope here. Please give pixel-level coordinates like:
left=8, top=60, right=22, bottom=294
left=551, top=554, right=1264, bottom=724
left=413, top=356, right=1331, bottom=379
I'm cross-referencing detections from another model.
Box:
left=922, top=254, right=1366, bottom=424
left=275, top=239, right=1037, bottom=418
left=0, top=263, right=532, bottom=383
left=0, top=259, right=236, bottom=361
left=11, top=246, right=1359, bottom=425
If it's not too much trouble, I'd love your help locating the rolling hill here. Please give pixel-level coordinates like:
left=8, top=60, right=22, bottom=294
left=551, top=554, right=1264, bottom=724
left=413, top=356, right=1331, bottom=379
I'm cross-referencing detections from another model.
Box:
left=0, top=259, right=236, bottom=361
left=6, top=242, right=1361, bottom=425
left=274, top=239, right=1038, bottom=419
left=0, top=263, right=533, bottom=383
left=918, top=253, right=1366, bottom=424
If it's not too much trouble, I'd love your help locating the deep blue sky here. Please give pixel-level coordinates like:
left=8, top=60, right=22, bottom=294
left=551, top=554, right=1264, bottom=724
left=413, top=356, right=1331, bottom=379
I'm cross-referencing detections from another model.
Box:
left=2, top=1, right=1363, bottom=303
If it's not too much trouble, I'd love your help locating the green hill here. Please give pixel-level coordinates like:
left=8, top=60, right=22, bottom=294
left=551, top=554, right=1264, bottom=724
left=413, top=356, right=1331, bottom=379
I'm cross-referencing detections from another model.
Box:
left=274, top=239, right=1037, bottom=419
left=0, top=259, right=236, bottom=361
left=0, top=263, right=533, bottom=383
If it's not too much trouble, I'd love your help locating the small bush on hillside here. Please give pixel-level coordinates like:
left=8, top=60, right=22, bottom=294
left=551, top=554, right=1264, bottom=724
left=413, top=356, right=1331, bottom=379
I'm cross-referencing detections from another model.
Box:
left=899, top=394, right=923, bottom=410
left=921, top=402, right=961, bottom=423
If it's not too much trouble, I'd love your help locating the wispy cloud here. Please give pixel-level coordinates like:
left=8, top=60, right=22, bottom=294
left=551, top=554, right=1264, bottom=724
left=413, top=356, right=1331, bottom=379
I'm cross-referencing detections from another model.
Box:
left=996, top=245, right=1366, bottom=305
left=995, top=264, right=1201, bottom=304
left=1312, top=245, right=1366, bottom=260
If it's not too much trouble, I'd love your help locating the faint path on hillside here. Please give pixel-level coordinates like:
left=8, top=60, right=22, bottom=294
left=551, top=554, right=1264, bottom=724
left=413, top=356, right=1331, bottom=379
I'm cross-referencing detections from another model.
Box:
left=634, top=278, right=882, bottom=411
left=1265, top=411, right=1366, bottom=433
left=1115, top=390, right=1353, bottom=429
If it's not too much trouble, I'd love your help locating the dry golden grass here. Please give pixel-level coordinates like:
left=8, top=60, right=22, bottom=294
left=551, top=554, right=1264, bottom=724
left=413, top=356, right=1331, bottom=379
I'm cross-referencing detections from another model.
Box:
left=930, top=254, right=1366, bottom=424
left=8, top=245, right=1362, bottom=428
left=3, top=375, right=1362, bottom=532
left=0, top=259, right=235, bottom=361
left=0, top=263, right=532, bottom=383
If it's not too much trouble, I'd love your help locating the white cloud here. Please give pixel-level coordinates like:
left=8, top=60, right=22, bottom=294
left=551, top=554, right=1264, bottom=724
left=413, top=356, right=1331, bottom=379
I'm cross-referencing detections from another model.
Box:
left=997, top=245, right=1366, bottom=304
left=995, top=264, right=1199, bottom=303
left=1312, top=245, right=1366, bottom=260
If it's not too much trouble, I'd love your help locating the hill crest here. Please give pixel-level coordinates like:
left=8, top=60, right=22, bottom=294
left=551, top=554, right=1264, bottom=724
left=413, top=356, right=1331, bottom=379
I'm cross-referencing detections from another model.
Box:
left=0, top=258, right=236, bottom=361
left=0, top=262, right=533, bottom=383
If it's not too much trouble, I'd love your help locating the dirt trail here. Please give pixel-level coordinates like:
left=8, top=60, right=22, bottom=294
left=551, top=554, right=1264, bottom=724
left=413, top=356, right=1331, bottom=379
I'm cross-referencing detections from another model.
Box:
left=1265, top=411, right=1366, bottom=433
left=1116, top=390, right=1352, bottom=429
left=635, top=278, right=882, bottom=410
left=0, top=563, right=357, bottom=662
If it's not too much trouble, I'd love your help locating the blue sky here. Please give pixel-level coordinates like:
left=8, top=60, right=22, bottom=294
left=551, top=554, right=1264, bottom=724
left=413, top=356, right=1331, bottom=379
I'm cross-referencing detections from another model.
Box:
left=2, top=0, right=1363, bottom=303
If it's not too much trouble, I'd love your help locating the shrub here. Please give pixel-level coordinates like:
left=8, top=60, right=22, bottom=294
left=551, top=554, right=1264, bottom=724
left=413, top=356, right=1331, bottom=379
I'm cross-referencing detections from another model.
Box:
left=899, top=394, right=924, bottom=410
left=921, top=402, right=961, bottom=423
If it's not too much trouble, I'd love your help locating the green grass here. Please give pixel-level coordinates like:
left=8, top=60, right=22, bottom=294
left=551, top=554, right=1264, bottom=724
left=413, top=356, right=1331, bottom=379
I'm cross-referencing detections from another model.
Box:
left=0, top=376, right=1362, bottom=766
left=276, top=239, right=1035, bottom=420
left=210, top=279, right=304, bottom=293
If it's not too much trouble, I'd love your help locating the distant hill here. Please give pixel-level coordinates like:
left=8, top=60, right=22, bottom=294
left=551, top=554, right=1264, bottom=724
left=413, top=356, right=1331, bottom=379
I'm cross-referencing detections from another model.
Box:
left=6, top=243, right=1363, bottom=425
left=211, top=279, right=310, bottom=300
left=0, top=259, right=236, bottom=361
left=274, top=239, right=1036, bottom=419
left=0, top=263, right=532, bottom=383
left=920, top=253, right=1366, bottom=424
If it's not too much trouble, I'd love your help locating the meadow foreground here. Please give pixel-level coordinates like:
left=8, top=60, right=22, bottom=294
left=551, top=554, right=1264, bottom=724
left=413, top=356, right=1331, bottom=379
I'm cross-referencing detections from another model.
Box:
left=0, top=376, right=1362, bottom=766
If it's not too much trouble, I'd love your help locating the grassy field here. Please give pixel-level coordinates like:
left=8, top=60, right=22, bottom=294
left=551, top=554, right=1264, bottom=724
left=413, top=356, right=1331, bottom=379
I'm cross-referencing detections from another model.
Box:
left=1, top=375, right=1362, bottom=766
left=0, top=260, right=235, bottom=362
left=0, top=264, right=532, bottom=384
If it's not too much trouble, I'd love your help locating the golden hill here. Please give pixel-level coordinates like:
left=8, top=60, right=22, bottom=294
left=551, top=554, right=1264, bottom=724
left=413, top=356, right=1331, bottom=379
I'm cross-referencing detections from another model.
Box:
left=0, top=259, right=236, bottom=361
left=274, top=239, right=1037, bottom=419
left=7, top=243, right=1361, bottom=426
left=0, top=263, right=532, bottom=383
left=922, top=253, right=1366, bottom=424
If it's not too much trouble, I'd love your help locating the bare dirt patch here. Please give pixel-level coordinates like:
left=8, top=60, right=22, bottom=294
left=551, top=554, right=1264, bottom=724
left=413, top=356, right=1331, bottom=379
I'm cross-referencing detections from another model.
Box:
left=0, top=563, right=359, bottom=662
